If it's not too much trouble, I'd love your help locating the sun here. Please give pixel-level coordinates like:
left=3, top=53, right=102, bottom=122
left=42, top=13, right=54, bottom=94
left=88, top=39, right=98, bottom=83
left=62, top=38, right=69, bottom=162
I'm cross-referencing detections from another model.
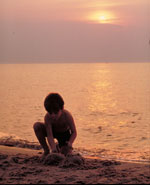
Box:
left=99, top=15, right=107, bottom=23
left=87, top=11, right=117, bottom=24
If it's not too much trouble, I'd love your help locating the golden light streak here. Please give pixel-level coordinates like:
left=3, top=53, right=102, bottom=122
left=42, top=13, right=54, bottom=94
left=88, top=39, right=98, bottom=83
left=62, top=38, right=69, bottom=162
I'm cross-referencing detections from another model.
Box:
left=87, top=11, right=118, bottom=24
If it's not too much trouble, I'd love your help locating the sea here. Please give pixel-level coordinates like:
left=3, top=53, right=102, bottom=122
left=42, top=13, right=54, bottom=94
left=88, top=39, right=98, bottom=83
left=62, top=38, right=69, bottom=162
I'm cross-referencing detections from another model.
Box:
left=0, top=62, right=149, bottom=163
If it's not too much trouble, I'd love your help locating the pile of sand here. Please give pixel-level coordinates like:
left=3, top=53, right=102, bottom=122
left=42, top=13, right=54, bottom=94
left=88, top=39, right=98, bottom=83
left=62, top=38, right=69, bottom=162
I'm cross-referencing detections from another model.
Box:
left=43, top=153, right=85, bottom=167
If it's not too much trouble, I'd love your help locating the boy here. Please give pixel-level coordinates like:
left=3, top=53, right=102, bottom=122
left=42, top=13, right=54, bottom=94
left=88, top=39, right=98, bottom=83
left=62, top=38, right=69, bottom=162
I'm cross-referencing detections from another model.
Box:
left=33, top=93, right=77, bottom=157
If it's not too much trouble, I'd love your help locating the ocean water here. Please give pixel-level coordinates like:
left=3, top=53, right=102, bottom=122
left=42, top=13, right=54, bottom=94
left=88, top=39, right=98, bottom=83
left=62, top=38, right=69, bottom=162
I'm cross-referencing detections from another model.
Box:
left=0, top=62, right=150, bottom=163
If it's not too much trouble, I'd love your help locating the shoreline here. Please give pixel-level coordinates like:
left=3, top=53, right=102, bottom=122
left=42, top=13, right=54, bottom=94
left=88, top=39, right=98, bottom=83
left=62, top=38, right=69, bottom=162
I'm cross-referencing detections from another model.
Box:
left=1, top=144, right=149, bottom=165
left=0, top=145, right=150, bottom=184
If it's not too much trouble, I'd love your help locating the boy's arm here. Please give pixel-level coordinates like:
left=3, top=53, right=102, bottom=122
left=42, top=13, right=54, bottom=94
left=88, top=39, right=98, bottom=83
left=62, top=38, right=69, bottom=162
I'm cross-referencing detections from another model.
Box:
left=66, top=111, right=77, bottom=147
left=44, top=114, right=57, bottom=152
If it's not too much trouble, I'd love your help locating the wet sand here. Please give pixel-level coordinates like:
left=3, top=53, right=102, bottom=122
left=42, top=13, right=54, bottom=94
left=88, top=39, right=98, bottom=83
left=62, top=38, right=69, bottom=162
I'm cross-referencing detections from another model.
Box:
left=0, top=145, right=149, bottom=184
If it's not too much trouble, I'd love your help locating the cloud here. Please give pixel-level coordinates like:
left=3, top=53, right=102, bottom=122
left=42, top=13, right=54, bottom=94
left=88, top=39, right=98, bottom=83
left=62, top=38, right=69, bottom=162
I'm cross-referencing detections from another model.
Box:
left=0, top=21, right=149, bottom=63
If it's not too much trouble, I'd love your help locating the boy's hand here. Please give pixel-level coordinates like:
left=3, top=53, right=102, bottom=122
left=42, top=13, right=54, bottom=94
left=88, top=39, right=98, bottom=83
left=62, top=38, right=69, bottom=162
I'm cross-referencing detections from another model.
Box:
left=60, top=144, right=73, bottom=156
left=66, top=141, right=73, bottom=149
left=52, top=144, right=60, bottom=153
left=52, top=149, right=58, bottom=153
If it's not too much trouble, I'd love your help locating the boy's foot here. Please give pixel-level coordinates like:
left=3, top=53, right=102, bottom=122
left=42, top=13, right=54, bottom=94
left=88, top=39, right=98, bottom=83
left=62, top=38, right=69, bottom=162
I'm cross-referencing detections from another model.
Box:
left=39, top=150, right=49, bottom=162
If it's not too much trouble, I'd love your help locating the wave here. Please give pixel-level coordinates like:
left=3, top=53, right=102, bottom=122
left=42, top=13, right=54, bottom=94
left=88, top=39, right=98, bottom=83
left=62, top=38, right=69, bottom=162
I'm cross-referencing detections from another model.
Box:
left=0, top=134, right=41, bottom=150
left=88, top=110, right=141, bottom=118
left=76, top=147, right=150, bottom=164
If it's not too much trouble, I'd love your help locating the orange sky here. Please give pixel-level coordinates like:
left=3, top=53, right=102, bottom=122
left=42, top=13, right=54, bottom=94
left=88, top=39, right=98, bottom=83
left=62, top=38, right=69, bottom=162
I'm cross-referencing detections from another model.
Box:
left=0, top=0, right=150, bottom=63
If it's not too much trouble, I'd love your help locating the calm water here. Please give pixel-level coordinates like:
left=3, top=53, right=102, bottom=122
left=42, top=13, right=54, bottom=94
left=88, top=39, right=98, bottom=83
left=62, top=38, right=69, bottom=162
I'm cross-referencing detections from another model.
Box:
left=0, top=63, right=150, bottom=163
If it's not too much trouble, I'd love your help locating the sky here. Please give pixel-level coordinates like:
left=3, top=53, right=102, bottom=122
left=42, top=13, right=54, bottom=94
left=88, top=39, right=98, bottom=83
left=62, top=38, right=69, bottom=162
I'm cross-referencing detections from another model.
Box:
left=0, top=0, right=150, bottom=63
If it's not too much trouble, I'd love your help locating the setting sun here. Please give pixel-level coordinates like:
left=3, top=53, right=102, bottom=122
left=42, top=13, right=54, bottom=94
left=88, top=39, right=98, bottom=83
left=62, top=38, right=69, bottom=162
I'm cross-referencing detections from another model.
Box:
left=99, top=15, right=107, bottom=23
left=87, top=11, right=118, bottom=24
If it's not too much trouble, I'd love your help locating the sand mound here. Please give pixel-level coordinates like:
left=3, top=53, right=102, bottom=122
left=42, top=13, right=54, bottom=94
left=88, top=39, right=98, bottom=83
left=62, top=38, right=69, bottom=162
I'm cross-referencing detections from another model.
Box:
left=42, top=153, right=84, bottom=167
left=43, top=153, right=65, bottom=165
left=61, top=153, right=85, bottom=168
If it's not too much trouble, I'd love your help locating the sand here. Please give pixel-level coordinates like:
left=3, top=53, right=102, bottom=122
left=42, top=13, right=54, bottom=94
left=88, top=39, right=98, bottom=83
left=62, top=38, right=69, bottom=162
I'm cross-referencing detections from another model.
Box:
left=0, top=145, right=149, bottom=184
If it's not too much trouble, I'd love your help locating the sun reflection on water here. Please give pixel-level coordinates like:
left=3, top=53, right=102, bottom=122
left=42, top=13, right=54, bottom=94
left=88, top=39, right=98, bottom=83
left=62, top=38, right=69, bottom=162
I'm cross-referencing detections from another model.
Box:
left=88, top=64, right=117, bottom=114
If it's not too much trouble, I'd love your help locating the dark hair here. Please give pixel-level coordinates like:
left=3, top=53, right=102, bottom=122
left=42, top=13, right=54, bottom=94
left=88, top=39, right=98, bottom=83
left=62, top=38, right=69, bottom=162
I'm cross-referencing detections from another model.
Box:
left=44, top=93, right=64, bottom=114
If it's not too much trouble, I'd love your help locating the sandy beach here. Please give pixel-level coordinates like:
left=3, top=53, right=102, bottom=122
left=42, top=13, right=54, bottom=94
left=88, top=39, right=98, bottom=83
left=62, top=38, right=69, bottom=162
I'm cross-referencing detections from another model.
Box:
left=0, top=145, right=149, bottom=184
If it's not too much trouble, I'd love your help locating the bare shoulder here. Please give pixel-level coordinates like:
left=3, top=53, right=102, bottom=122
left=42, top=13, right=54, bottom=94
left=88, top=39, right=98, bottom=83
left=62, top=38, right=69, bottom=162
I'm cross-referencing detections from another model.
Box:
left=63, top=109, right=74, bottom=123
left=63, top=109, right=73, bottom=118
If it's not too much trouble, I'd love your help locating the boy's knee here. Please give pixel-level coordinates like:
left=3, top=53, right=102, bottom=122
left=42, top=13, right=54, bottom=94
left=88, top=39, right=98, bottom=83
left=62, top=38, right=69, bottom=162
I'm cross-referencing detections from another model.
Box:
left=33, top=122, right=42, bottom=131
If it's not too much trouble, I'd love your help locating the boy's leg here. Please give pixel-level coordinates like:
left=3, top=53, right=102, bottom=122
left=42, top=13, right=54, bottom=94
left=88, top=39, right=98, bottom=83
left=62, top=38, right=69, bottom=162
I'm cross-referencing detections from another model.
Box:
left=56, top=130, right=73, bottom=156
left=33, top=122, right=49, bottom=155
